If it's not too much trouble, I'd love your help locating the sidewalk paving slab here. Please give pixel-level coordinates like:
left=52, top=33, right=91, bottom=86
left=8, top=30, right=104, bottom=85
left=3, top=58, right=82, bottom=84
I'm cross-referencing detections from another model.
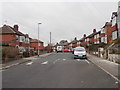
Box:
left=87, top=53, right=120, bottom=82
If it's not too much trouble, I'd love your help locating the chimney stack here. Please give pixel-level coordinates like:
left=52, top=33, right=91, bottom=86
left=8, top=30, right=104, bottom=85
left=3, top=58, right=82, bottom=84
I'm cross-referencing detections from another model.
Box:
left=25, top=34, right=29, bottom=37
left=84, top=34, right=86, bottom=38
left=93, top=29, right=96, bottom=33
left=13, top=25, right=19, bottom=31
left=74, top=37, right=77, bottom=40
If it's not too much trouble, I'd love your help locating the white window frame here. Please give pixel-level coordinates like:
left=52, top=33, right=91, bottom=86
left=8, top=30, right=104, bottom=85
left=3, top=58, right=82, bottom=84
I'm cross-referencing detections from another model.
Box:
left=20, top=36, right=25, bottom=42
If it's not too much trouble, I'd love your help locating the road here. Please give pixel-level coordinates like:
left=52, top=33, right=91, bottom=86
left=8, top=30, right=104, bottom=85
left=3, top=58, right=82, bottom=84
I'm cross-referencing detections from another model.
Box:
left=2, top=53, right=118, bottom=88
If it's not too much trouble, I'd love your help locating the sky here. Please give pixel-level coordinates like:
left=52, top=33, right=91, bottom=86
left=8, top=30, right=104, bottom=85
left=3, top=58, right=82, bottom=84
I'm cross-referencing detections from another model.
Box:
left=1, top=0, right=119, bottom=46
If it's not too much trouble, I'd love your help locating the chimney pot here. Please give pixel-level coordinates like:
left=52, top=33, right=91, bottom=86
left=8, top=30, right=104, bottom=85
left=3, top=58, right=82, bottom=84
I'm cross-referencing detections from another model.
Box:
left=13, top=25, right=19, bottom=31
left=84, top=34, right=86, bottom=37
left=93, top=29, right=96, bottom=33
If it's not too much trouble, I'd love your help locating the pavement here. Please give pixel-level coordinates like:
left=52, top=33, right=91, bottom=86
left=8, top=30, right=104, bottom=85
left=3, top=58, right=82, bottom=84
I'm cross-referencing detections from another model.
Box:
left=87, top=54, right=120, bottom=82
left=2, top=53, right=119, bottom=88
left=1, top=53, right=52, bottom=70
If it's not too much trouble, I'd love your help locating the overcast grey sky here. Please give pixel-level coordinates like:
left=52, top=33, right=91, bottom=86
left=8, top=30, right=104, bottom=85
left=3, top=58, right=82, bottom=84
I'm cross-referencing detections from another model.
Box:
left=1, top=1, right=119, bottom=46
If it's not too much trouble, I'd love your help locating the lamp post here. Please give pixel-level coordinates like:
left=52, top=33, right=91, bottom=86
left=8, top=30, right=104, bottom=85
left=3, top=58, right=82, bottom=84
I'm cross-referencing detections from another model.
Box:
left=38, top=23, right=42, bottom=57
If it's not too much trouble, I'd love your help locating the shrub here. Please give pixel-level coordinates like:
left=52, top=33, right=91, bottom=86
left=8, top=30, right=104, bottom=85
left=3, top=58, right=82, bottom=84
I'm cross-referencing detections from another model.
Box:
left=2, top=46, right=19, bottom=60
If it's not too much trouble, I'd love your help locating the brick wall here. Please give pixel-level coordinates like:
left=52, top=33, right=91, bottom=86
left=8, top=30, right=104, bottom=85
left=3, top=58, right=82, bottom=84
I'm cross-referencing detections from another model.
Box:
left=1, top=34, right=19, bottom=46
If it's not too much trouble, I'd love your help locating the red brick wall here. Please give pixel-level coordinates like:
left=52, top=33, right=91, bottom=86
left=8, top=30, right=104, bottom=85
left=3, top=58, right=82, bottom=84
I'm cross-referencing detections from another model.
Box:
left=90, top=37, right=94, bottom=44
left=105, top=25, right=112, bottom=43
left=1, top=34, right=18, bottom=46
left=1, top=34, right=16, bottom=42
left=30, top=42, right=44, bottom=50
left=80, top=41, right=86, bottom=48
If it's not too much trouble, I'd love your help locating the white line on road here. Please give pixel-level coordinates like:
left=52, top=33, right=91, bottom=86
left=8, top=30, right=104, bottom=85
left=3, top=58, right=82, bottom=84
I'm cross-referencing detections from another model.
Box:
left=26, top=62, right=33, bottom=65
left=85, top=60, right=90, bottom=64
left=63, top=59, right=66, bottom=61
left=0, top=70, right=6, bottom=72
left=53, top=60, right=58, bottom=64
left=76, top=59, right=80, bottom=61
left=41, top=61, right=48, bottom=65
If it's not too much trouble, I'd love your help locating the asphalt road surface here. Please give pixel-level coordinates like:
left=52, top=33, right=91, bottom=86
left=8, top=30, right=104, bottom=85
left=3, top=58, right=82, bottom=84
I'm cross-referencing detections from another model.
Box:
left=2, top=53, right=119, bottom=88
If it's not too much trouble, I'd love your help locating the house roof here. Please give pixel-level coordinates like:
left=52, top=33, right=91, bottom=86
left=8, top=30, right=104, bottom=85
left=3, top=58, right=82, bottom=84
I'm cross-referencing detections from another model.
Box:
left=69, top=37, right=79, bottom=44
left=79, top=37, right=85, bottom=42
left=111, top=12, right=117, bottom=19
left=0, top=25, right=16, bottom=34
left=70, top=39, right=79, bottom=44
left=0, top=25, right=25, bottom=36
left=59, top=40, right=69, bottom=46
left=87, top=31, right=100, bottom=38
left=30, top=39, right=43, bottom=43
left=102, top=22, right=112, bottom=28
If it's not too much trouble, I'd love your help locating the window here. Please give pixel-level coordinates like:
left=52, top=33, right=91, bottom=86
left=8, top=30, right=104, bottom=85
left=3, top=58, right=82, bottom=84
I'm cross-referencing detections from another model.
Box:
left=112, top=31, right=118, bottom=40
left=26, top=38, right=30, bottom=43
left=105, top=36, right=107, bottom=43
left=38, top=42, right=41, bottom=46
left=16, top=35, right=19, bottom=41
left=94, top=35, right=97, bottom=39
left=20, top=36, right=25, bottom=42
left=97, top=34, right=99, bottom=38
left=87, top=38, right=89, bottom=41
left=97, top=41, right=99, bottom=44
left=94, top=41, right=96, bottom=44
left=101, top=28, right=105, bottom=33
left=101, top=37, right=105, bottom=42
left=112, top=17, right=116, bottom=27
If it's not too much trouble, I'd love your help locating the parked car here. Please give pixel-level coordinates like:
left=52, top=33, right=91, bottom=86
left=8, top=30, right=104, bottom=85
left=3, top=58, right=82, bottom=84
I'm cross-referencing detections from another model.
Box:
left=73, top=47, right=87, bottom=59
left=63, top=49, right=69, bottom=52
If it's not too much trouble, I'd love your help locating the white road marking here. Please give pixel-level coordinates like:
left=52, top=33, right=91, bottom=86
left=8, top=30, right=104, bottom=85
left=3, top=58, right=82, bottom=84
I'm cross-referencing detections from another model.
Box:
left=0, top=70, right=6, bottom=72
left=76, top=59, right=80, bottom=61
left=63, top=59, right=66, bottom=61
left=26, top=62, right=33, bottom=65
left=41, top=61, right=48, bottom=65
left=115, top=82, right=118, bottom=84
left=53, top=59, right=61, bottom=64
left=53, top=60, right=58, bottom=64
left=85, top=60, right=90, bottom=64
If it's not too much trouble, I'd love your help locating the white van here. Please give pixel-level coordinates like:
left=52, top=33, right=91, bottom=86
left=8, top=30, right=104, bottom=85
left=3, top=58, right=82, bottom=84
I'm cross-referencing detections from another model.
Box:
left=56, top=46, right=63, bottom=53
left=73, top=47, right=87, bottom=59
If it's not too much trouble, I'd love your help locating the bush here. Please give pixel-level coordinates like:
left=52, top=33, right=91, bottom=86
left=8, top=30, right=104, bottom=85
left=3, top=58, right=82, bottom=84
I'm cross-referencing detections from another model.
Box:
left=23, top=51, right=30, bottom=57
left=2, top=46, right=19, bottom=60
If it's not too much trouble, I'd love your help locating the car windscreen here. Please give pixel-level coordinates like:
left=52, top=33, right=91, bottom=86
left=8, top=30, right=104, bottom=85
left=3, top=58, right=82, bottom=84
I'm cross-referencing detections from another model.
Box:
left=74, top=48, right=85, bottom=51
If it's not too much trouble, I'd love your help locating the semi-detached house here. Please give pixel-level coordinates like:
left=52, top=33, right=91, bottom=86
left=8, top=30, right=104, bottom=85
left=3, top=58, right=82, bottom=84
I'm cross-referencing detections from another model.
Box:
left=0, top=24, right=30, bottom=53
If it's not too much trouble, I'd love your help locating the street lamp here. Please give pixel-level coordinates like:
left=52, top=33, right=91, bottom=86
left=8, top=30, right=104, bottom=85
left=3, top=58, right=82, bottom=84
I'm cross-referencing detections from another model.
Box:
left=38, top=23, right=42, bottom=57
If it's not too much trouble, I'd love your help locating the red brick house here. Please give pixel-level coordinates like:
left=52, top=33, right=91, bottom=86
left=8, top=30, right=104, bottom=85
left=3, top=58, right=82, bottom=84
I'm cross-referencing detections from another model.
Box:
left=71, top=37, right=79, bottom=48
left=30, top=39, right=44, bottom=53
left=0, top=24, right=31, bottom=53
left=0, top=25, right=19, bottom=47
left=101, top=22, right=112, bottom=43
left=93, top=31, right=101, bottom=44
left=80, top=34, right=87, bottom=48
